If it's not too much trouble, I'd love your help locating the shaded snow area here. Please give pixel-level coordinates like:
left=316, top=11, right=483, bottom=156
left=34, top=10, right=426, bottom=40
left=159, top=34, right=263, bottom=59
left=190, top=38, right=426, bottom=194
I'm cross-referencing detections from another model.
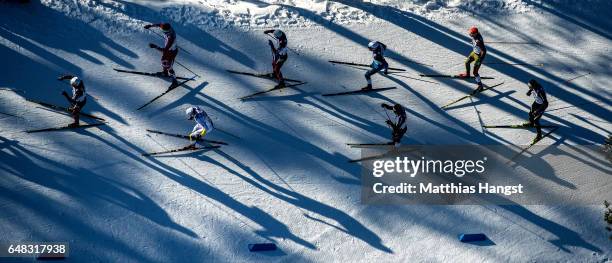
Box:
left=1, top=0, right=611, bottom=262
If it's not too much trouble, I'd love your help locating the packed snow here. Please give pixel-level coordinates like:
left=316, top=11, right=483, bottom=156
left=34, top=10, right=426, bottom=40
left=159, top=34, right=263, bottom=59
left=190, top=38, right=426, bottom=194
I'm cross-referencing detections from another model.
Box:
left=1, top=0, right=611, bottom=262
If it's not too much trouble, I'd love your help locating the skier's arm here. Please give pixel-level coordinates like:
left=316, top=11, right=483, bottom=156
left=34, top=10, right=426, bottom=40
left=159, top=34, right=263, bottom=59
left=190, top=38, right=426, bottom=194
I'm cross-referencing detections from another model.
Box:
left=61, top=90, right=75, bottom=104
left=143, top=23, right=162, bottom=29
left=57, top=75, right=75, bottom=81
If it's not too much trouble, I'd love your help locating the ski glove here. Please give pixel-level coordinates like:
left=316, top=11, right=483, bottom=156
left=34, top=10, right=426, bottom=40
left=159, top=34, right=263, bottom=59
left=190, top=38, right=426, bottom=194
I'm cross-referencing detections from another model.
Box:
left=144, top=24, right=153, bottom=29
left=149, top=43, right=158, bottom=49
left=526, top=90, right=532, bottom=96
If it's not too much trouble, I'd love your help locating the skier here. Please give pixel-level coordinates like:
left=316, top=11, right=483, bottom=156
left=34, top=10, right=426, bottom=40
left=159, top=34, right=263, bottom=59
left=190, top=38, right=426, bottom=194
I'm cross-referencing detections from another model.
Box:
left=185, top=106, right=215, bottom=149
left=363, top=41, right=389, bottom=90
left=264, top=29, right=288, bottom=88
left=381, top=103, right=407, bottom=147
left=524, top=79, right=548, bottom=142
left=57, top=75, right=87, bottom=128
left=459, top=26, right=486, bottom=91
left=144, top=22, right=179, bottom=86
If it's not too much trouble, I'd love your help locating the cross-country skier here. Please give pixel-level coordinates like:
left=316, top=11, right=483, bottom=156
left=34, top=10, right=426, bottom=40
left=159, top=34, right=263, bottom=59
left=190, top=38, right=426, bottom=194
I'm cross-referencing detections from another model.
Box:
left=57, top=75, right=86, bottom=128
left=524, top=79, right=548, bottom=142
left=185, top=106, right=215, bottom=149
left=459, top=27, right=486, bottom=91
left=363, top=41, right=389, bottom=90
left=264, top=29, right=288, bottom=88
left=381, top=103, right=407, bottom=147
left=144, top=23, right=179, bottom=86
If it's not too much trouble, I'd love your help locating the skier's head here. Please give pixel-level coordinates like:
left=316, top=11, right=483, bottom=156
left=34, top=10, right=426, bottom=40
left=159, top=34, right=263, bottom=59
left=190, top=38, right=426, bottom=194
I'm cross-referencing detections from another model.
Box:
left=468, top=26, right=479, bottom=36
left=393, top=104, right=403, bottom=114
left=273, top=29, right=283, bottom=39
left=70, top=77, right=81, bottom=87
left=368, top=41, right=379, bottom=50
left=185, top=106, right=196, bottom=120
left=161, top=23, right=172, bottom=32
left=527, top=79, right=539, bottom=89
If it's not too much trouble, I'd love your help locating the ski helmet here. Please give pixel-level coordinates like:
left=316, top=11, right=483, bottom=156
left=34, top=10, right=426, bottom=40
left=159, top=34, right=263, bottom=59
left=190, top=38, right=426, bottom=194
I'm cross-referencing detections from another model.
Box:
left=468, top=26, right=479, bottom=35
left=368, top=41, right=379, bottom=50
left=161, top=23, right=172, bottom=32
left=273, top=29, right=283, bottom=39
left=185, top=107, right=196, bottom=120
left=70, top=77, right=81, bottom=87
left=528, top=79, right=539, bottom=89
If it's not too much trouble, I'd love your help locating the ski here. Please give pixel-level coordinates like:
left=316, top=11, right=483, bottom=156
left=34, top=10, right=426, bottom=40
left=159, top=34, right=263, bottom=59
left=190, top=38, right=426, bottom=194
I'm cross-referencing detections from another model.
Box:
left=25, top=98, right=106, bottom=121
left=507, top=126, right=559, bottom=163
left=440, top=82, right=505, bottom=109
left=322, top=87, right=396, bottom=97
left=142, top=143, right=220, bottom=157
left=239, top=82, right=307, bottom=100
left=137, top=77, right=195, bottom=110
left=419, top=74, right=494, bottom=79
left=25, top=123, right=105, bottom=133
left=226, top=70, right=302, bottom=83
left=146, top=129, right=228, bottom=145
left=113, top=68, right=191, bottom=80
left=347, top=142, right=393, bottom=147
left=483, top=124, right=558, bottom=129
left=328, top=60, right=406, bottom=72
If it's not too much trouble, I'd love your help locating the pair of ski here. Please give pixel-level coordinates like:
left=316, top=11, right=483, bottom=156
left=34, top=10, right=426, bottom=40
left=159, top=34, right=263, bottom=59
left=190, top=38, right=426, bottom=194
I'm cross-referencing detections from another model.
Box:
left=25, top=99, right=106, bottom=133
left=227, top=69, right=307, bottom=100
left=440, top=82, right=504, bottom=109
left=113, top=68, right=196, bottom=110
left=483, top=123, right=560, bottom=162
left=142, top=129, right=228, bottom=156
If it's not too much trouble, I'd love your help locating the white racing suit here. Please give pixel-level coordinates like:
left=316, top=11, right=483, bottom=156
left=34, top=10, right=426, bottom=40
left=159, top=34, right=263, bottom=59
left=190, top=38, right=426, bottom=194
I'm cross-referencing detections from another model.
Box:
left=189, top=107, right=215, bottom=147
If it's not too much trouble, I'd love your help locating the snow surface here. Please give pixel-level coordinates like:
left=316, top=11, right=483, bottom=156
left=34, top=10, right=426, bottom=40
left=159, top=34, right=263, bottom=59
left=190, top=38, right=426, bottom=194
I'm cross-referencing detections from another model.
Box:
left=1, top=0, right=611, bottom=262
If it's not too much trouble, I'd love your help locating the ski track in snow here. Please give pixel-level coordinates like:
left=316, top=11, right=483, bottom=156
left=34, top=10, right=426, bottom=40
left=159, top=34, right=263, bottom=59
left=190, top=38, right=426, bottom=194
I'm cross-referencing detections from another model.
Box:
left=1, top=0, right=611, bottom=262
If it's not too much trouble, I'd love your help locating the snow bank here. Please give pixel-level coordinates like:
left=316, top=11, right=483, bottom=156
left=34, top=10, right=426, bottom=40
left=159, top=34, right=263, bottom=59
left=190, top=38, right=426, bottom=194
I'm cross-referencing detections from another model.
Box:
left=39, top=0, right=536, bottom=32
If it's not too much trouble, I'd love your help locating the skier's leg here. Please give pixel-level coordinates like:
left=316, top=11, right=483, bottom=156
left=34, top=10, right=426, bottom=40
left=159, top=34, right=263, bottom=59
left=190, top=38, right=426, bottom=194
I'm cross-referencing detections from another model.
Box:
left=473, top=53, right=485, bottom=89
left=463, top=52, right=475, bottom=77
left=274, top=59, right=286, bottom=87
left=364, top=65, right=383, bottom=90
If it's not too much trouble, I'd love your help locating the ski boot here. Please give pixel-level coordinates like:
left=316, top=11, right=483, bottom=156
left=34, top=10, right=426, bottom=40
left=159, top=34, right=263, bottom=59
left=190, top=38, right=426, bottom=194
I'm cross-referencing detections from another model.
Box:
left=457, top=73, right=470, bottom=79
left=171, top=77, right=179, bottom=87
left=274, top=81, right=286, bottom=90
left=475, top=82, right=484, bottom=93
left=361, top=84, right=373, bottom=91
left=521, top=121, right=533, bottom=128
left=531, top=133, right=543, bottom=144
left=68, top=122, right=79, bottom=128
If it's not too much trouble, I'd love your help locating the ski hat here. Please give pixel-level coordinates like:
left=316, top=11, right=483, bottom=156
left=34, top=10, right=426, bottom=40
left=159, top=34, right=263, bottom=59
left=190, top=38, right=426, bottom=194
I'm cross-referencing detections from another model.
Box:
left=161, top=23, right=172, bottom=32
left=468, top=26, right=479, bottom=35
left=273, top=29, right=283, bottom=39
left=70, top=77, right=81, bottom=87
left=368, top=41, right=379, bottom=50
left=185, top=106, right=196, bottom=120
left=528, top=79, right=539, bottom=89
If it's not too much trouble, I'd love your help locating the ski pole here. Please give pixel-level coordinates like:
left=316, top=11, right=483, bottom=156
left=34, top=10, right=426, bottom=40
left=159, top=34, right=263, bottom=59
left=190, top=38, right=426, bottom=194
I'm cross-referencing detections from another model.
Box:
left=563, top=72, right=590, bottom=83
left=484, top=62, right=544, bottom=67
left=387, top=72, right=439, bottom=84
left=148, top=29, right=193, bottom=56
left=174, top=60, right=200, bottom=78
left=487, top=41, right=539, bottom=45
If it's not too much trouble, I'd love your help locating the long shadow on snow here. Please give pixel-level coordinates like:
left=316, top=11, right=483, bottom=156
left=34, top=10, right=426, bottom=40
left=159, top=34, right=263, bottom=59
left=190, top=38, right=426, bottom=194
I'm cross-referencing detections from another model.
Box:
left=202, top=150, right=393, bottom=253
